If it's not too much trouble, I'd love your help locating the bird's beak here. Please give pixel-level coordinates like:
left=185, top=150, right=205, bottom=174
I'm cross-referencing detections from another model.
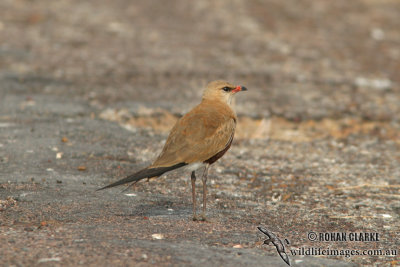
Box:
left=232, top=85, right=248, bottom=93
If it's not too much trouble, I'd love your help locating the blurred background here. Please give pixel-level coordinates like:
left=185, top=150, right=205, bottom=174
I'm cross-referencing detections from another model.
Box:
left=1, top=0, right=399, bottom=122
left=1, top=1, right=399, bottom=266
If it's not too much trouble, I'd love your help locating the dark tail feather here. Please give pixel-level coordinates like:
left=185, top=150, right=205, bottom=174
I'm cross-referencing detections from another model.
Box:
left=97, top=162, right=187, bottom=191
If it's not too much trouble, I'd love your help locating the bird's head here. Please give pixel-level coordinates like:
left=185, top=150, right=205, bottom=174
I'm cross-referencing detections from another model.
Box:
left=202, top=80, right=247, bottom=105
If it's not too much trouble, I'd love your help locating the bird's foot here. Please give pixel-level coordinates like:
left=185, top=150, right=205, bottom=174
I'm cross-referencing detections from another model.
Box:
left=192, top=214, right=207, bottom=221
left=199, top=213, right=207, bottom=221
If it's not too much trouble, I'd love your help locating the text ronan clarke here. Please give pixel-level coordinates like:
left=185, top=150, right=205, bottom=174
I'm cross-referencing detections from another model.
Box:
left=318, top=232, right=379, bottom=242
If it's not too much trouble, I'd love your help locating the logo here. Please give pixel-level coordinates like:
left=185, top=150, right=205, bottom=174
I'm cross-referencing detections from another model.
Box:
left=258, top=226, right=291, bottom=266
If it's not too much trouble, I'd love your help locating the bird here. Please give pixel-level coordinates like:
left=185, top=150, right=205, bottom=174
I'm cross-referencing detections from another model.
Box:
left=98, top=80, right=247, bottom=221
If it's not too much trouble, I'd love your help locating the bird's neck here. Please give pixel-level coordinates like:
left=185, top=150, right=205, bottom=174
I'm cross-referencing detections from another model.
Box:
left=202, top=97, right=234, bottom=107
left=201, top=98, right=237, bottom=118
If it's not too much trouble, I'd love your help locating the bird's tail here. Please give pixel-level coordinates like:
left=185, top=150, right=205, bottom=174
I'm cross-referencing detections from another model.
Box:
left=97, top=162, right=187, bottom=191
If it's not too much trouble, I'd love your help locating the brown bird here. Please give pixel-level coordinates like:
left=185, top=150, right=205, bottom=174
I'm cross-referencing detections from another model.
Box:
left=98, top=80, right=247, bottom=220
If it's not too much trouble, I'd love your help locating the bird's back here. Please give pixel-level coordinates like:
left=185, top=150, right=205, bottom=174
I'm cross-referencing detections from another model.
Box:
left=151, top=99, right=237, bottom=168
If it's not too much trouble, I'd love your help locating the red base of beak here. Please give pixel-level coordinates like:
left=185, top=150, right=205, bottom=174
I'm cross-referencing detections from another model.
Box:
left=233, top=85, right=247, bottom=93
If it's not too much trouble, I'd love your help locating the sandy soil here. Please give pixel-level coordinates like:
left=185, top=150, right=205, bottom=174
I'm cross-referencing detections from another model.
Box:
left=1, top=0, right=399, bottom=266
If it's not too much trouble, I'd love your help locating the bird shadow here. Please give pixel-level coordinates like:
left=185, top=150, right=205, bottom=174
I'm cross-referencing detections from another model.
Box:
left=114, top=199, right=192, bottom=218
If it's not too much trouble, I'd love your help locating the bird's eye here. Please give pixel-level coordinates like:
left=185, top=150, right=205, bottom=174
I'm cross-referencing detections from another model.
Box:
left=222, top=87, right=231, bottom=92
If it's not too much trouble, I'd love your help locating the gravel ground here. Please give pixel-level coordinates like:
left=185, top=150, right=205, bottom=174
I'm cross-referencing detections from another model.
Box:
left=0, top=0, right=399, bottom=266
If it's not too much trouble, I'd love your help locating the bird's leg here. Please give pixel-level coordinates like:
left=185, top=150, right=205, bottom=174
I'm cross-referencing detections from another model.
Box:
left=200, top=165, right=210, bottom=221
left=191, top=171, right=198, bottom=221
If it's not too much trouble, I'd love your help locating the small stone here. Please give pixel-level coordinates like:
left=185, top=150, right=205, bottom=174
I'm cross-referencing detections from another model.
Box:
left=151, top=233, right=164, bottom=240
left=370, top=28, right=385, bottom=40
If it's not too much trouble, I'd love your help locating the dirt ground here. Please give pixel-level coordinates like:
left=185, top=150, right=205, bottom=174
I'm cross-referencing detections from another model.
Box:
left=0, top=0, right=399, bottom=266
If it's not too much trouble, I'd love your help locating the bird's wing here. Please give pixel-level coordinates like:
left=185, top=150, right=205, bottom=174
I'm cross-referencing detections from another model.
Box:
left=151, top=103, right=236, bottom=167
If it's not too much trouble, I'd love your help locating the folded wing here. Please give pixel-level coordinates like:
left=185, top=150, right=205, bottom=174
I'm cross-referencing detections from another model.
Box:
left=152, top=101, right=236, bottom=167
